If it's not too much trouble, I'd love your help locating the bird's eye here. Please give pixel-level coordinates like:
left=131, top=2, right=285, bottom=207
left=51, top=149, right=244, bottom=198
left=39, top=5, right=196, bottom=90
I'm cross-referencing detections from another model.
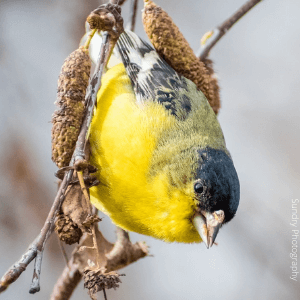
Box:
left=194, top=182, right=204, bottom=194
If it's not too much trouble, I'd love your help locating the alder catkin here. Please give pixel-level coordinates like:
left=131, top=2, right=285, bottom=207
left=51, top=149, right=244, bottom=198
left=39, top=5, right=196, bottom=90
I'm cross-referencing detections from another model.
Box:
left=51, top=46, right=91, bottom=168
left=142, top=0, right=220, bottom=114
left=55, top=213, right=83, bottom=245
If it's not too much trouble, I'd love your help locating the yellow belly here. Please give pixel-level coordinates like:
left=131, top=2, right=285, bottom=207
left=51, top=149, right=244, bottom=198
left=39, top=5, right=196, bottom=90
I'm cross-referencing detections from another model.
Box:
left=89, top=63, right=225, bottom=243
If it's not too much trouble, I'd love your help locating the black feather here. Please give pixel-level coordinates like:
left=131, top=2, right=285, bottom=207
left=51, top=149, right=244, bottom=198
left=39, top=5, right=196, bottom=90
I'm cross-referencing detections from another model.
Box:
left=196, top=147, right=240, bottom=223
left=116, top=30, right=191, bottom=119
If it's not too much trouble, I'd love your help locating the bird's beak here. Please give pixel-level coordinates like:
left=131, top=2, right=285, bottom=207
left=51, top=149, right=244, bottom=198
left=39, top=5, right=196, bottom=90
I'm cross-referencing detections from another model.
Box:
left=193, top=210, right=225, bottom=248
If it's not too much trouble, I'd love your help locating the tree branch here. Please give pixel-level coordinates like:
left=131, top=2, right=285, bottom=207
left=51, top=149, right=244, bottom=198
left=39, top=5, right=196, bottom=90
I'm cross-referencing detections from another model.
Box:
left=199, top=0, right=263, bottom=60
left=0, top=5, right=120, bottom=294
left=0, top=172, right=72, bottom=293
left=0, top=241, right=37, bottom=293
left=129, top=0, right=139, bottom=31
left=50, top=228, right=148, bottom=300
left=106, top=227, right=148, bottom=272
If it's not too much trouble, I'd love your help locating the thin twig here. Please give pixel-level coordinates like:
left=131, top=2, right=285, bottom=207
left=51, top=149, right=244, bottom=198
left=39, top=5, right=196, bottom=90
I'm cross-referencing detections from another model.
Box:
left=0, top=240, right=37, bottom=292
left=0, top=171, right=72, bottom=293
left=29, top=249, right=43, bottom=293
left=129, top=0, right=138, bottom=31
left=199, top=0, right=263, bottom=60
left=28, top=172, right=73, bottom=293
left=103, top=288, right=107, bottom=300
left=77, top=170, right=101, bottom=269
left=73, top=32, right=112, bottom=162
left=58, top=239, right=69, bottom=265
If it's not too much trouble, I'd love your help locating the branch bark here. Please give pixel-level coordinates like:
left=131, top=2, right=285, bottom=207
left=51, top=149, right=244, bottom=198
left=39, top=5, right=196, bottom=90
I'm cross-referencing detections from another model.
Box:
left=199, top=0, right=263, bottom=60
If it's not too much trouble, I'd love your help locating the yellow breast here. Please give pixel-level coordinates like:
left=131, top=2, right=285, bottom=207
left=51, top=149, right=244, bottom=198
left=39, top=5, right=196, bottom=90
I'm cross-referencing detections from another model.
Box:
left=89, top=63, right=225, bottom=243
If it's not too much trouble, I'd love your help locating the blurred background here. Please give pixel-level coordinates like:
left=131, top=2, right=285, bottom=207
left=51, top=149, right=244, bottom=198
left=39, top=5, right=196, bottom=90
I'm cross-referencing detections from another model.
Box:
left=0, top=0, right=299, bottom=299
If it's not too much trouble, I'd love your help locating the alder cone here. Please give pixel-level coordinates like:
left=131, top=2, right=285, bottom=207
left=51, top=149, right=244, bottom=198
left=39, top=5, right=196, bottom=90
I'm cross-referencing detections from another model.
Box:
left=55, top=213, right=83, bottom=245
left=51, top=46, right=91, bottom=168
left=142, top=0, right=220, bottom=114
left=83, top=268, right=124, bottom=298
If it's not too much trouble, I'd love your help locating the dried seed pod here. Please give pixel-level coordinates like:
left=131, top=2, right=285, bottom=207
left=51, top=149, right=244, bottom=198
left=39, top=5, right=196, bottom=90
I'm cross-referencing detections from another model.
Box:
left=51, top=46, right=91, bottom=168
left=54, top=181, right=101, bottom=244
left=82, top=214, right=102, bottom=229
left=83, top=267, right=124, bottom=299
left=55, top=213, right=83, bottom=245
left=142, top=0, right=220, bottom=114
left=62, top=184, right=90, bottom=232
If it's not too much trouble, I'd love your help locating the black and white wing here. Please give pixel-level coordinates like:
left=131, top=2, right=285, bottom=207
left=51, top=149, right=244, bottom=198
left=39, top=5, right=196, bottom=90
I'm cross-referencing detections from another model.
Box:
left=116, top=31, right=192, bottom=119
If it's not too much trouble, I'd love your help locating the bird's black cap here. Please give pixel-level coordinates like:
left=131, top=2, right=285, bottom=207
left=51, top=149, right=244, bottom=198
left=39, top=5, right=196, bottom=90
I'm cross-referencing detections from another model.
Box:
left=195, top=147, right=240, bottom=224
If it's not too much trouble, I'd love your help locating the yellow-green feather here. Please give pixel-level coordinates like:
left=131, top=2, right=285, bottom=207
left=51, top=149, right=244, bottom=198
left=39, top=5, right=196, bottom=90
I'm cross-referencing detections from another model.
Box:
left=89, top=63, right=226, bottom=243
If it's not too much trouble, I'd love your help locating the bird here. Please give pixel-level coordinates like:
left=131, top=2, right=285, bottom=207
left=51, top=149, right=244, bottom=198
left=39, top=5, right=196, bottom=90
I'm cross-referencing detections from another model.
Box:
left=87, top=30, right=240, bottom=248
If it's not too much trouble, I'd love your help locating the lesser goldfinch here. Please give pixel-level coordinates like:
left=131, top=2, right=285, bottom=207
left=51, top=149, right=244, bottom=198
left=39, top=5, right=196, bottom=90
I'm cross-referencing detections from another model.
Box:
left=87, top=30, right=240, bottom=247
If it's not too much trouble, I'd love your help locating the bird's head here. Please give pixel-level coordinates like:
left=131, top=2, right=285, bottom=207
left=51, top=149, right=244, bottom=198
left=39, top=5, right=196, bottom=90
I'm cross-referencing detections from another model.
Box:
left=192, top=147, right=240, bottom=248
left=149, top=145, right=240, bottom=245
